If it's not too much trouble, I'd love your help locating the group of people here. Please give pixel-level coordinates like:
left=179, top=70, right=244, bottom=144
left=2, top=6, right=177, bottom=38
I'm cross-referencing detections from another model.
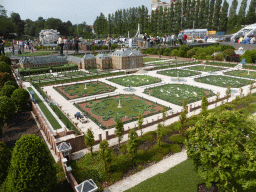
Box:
left=15, top=40, right=34, bottom=54
left=143, top=31, right=188, bottom=48
left=57, top=35, right=79, bottom=55
left=238, top=35, right=255, bottom=44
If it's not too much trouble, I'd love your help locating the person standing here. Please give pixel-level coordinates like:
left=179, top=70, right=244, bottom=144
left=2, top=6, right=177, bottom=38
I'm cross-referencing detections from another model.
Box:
left=246, top=36, right=251, bottom=44
left=11, top=43, right=15, bottom=55
left=171, top=34, right=176, bottom=46
left=178, top=32, right=183, bottom=46
left=73, top=35, right=79, bottom=53
left=183, top=33, right=187, bottom=43
left=63, top=37, right=69, bottom=51
left=0, top=36, right=4, bottom=55
left=58, top=36, right=64, bottom=55
left=250, top=36, right=255, bottom=44
left=143, top=33, right=147, bottom=48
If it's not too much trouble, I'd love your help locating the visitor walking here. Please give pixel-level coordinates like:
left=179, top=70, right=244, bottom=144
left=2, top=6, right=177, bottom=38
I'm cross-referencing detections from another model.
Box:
left=63, top=37, right=69, bottom=51
left=246, top=36, right=251, bottom=44
left=143, top=33, right=147, bottom=48
left=178, top=32, right=183, bottom=46
left=58, top=36, right=64, bottom=55
left=30, top=43, right=34, bottom=53
left=250, top=36, right=255, bottom=44
left=73, top=35, right=79, bottom=53
left=205, top=36, right=208, bottom=43
left=171, top=34, right=176, bottom=46
left=0, top=36, right=5, bottom=55
left=183, top=33, right=187, bottom=43
left=11, top=43, right=14, bottom=55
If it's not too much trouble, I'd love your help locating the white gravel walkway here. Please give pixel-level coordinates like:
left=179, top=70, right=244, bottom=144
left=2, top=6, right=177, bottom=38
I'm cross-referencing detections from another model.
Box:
left=105, top=149, right=188, bottom=192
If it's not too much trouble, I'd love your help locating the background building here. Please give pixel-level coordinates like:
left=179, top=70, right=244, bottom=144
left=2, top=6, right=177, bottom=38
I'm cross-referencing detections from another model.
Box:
left=39, top=29, right=60, bottom=44
left=96, top=54, right=112, bottom=69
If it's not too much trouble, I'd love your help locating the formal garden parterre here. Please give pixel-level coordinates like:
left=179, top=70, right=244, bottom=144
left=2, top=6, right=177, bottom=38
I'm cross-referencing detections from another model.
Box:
left=186, top=65, right=225, bottom=72
left=224, top=70, right=256, bottom=79
left=75, top=95, right=163, bottom=129
left=144, top=84, right=215, bottom=106
left=157, top=69, right=201, bottom=77
left=108, top=75, right=162, bottom=87
left=194, top=75, right=253, bottom=88
left=54, top=81, right=116, bottom=100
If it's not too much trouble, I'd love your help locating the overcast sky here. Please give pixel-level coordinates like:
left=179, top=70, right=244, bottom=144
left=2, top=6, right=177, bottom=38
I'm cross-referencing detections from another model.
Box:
left=2, top=0, right=244, bottom=25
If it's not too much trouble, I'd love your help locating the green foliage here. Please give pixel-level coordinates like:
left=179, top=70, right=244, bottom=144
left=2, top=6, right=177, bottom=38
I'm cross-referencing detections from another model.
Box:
left=0, top=85, right=16, bottom=97
left=223, top=49, right=235, bottom=61
left=213, top=53, right=224, bottom=61
left=185, top=111, right=256, bottom=191
left=127, top=129, right=139, bottom=160
left=0, top=55, right=12, bottom=66
left=187, top=65, right=224, bottom=72
left=0, top=96, right=16, bottom=121
left=171, top=49, right=179, bottom=56
left=170, top=144, right=182, bottom=153
left=224, top=70, right=256, bottom=79
left=161, top=106, right=167, bottom=127
left=99, top=140, right=112, bottom=172
left=241, top=50, right=256, bottom=64
left=169, top=135, right=185, bottom=144
left=0, top=142, right=12, bottom=185
left=137, top=114, right=143, bottom=136
left=111, top=44, right=118, bottom=50
left=91, top=45, right=99, bottom=51
left=201, top=96, right=209, bottom=117
left=4, top=80, right=18, bottom=88
left=0, top=72, right=14, bottom=86
left=84, top=128, right=95, bottom=154
left=2, top=135, right=57, bottom=192
left=179, top=100, right=188, bottom=136
left=102, top=45, right=108, bottom=50
left=0, top=62, right=11, bottom=74
left=115, top=118, right=124, bottom=147
left=156, top=123, right=163, bottom=147
left=226, top=86, right=232, bottom=101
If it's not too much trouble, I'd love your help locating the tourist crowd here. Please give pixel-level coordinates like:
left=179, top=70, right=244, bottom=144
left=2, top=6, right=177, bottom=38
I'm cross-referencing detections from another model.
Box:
left=238, top=35, right=256, bottom=44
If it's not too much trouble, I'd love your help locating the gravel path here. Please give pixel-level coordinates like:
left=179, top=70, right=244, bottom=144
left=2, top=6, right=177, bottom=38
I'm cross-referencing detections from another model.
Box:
left=104, top=149, right=188, bottom=192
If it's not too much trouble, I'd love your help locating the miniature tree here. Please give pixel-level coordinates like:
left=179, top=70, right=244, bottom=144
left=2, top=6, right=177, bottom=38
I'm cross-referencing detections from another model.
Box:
left=137, top=114, right=143, bottom=136
left=156, top=123, right=163, bottom=147
left=161, top=106, right=167, bottom=127
left=84, top=128, right=95, bottom=154
left=114, top=118, right=124, bottom=147
left=239, top=87, right=243, bottom=97
left=179, top=100, right=188, bottom=136
left=0, top=142, right=12, bottom=185
left=226, top=86, right=231, bottom=102
left=201, top=96, right=209, bottom=117
left=0, top=85, right=16, bottom=97
left=215, top=92, right=220, bottom=108
left=185, top=111, right=256, bottom=191
left=0, top=96, right=16, bottom=122
left=127, top=129, right=139, bottom=160
left=11, top=88, right=30, bottom=111
left=249, top=80, right=254, bottom=94
left=2, top=135, right=57, bottom=192
left=99, top=140, right=112, bottom=172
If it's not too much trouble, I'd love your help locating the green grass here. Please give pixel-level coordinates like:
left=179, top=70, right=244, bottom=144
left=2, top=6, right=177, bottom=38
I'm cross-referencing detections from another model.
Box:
left=27, top=87, right=62, bottom=129
left=143, top=57, right=164, bottom=63
left=187, top=65, right=225, bottom=72
left=55, top=81, right=116, bottom=100
left=108, top=75, right=161, bottom=87
left=17, top=51, right=54, bottom=57
left=57, top=71, right=88, bottom=76
left=125, top=159, right=204, bottom=192
left=25, top=74, right=54, bottom=80
left=144, top=84, right=215, bottom=106
left=224, top=70, right=256, bottom=79
left=195, top=75, right=252, bottom=88
left=158, top=69, right=201, bottom=77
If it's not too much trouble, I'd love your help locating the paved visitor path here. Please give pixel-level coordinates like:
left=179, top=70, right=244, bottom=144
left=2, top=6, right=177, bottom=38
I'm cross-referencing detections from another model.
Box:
left=105, top=148, right=188, bottom=192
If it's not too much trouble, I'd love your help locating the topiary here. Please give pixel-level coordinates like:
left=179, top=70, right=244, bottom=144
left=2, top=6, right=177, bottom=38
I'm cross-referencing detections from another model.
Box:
left=0, top=62, right=12, bottom=73
left=0, top=55, right=12, bottom=66
left=171, top=49, right=179, bottom=56
left=11, top=88, right=30, bottom=111
left=0, top=85, right=17, bottom=97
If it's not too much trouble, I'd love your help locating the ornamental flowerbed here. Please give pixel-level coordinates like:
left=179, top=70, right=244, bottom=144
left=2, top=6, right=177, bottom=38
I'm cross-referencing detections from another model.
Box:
left=194, top=75, right=252, bottom=88
left=55, top=81, right=116, bottom=100
left=157, top=69, right=201, bottom=77
left=144, top=84, right=215, bottom=106
left=76, top=95, right=163, bottom=128
left=187, top=65, right=225, bottom=72
left=57, top=71, right=88, bottom=77
left=224, top=70, right=256, bottom=79
left=25, top=74, right=53, bottom=80
left=108, top=75, right=161, bottom=87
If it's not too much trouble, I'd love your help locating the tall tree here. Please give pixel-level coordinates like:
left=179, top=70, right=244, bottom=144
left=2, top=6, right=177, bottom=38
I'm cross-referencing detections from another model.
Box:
left=10, top=12, right=24, bottom=36
left=204, top=0, right=210, bottom=28
left=114, top=118, right=124, bottom=147
left=0, top=96, right=16, bottom=121
left=238, top=0, right=248, bottom=25
left=2, top=135, right=57, bottom=192
left=227, top=0, right=238, bottom=30
left=99, top=140, right=112, bottom=172
left=194, top=0, right=201, bottom=29
left=201, top=96, right=209, bottom=117
left=0, top=142, right=12, bottom=185
left=207, top=0, right=215, bottom=30
left=179, top=100, right=188, bottom=136
left=213, top=0, right=222, bottom=30
left=84, top=128, right=95, bottom=154
left=127, top=129, right=139, bottom=160
left=246, top=0, right=256, bottom=24
left=219, top=0, right=229, bottom=31
left=198, top=0, right=206, bottom=28
left=156, top=123, right=163, bottom=147
left=185, top=111, right=256, bottom=191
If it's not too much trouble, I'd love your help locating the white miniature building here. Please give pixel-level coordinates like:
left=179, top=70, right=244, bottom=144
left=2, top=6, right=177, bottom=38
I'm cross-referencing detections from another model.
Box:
left=39, top=29, right=60, bottom=44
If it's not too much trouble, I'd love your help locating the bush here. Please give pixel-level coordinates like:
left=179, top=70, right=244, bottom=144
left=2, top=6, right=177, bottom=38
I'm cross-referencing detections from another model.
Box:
left=0, top=142, right=12, bottom=185
left=178, top=50, right=186, bottom=57
left=0, top=85, right=17, bottom=97
left=12, top=88, right=30, bottom=111
left=0, top=62, right=12, bottom=73
left=171, top=49, right=179, bottom=56
left=206, top=55, right=213, bottom=60
left=214, top=53, right=224, bottom=61
left=4, top=80, right=19, bottom=88
left=91, top=45, right=99, bottom=51
left=179, top=45, right=190, bottom=52
left=170, top=134, right=186, bottom=144
left=55, top=46, right=60, bottom=50
left=230, top=54, right=240, bottom=62
left=187, top=49, right=196, bottom=58
left=111, top=44, right=118, bottom=50
left=170, top=144, right=182, bottom=153
left=102, top=45, right=108, bottom=50
left=223, top=49, right=235, bottom=61
left=0, top=55, right=12, bottom=66
left=198, top=40, right=204, bottom=43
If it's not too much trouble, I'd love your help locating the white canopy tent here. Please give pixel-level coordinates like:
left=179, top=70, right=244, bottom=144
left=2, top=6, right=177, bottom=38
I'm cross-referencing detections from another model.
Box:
left=231, top=23, right=256, bottom=41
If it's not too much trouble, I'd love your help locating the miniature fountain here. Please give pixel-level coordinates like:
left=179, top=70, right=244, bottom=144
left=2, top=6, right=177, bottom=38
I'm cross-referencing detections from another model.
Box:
left=117, top=100, right=122, bottom=108
left=171, top=70, right=186, bottom=82
left=123, top=85, right=136, bottom=92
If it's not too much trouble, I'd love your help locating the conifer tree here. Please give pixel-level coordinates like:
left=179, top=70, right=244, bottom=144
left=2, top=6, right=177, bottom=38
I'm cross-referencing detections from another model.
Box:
left=127, top=129, right=139, bottom=160
left=204, top=0, right=210, bottom=28
left=175, top=0, right=182, bottom=33
left=194, top=0, right=201, bottom=29
left=246, top=0, right=256, bottom=24
left=114, top=118, right=124, bottom=148
left=169, top=3, right=175, bottom=33
left=207, top=0, right=215, bottom=30
left=213, top=0, right=222, bottom=30
left=219, top=0, right=229, bottom=31
left=198, top=0, right=206, bottom=28
left=238, top=0, right=248, bottom=25
left=227, top=0, right=238, bottom=30
left=84, top=128, right=95, bottom=154
left=187, top=0, right=193, bottom=28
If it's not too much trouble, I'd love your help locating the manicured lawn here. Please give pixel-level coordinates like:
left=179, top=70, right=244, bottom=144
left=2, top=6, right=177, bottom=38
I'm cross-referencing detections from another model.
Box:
left=158, top=69, right=201, bottom=77
left=57, top=71, right=88, bottom=76
left=224, top=70, right=256, bottom=79
left=152, top=60, right=182, bottom=65
left=25, top=74, right=54, bottom=80
left=125, top=159, right=204, bottom=192
left=27, top=87, right=62, bottom=129
left=194, top=75, right=252, bottom=88
left=55, top=81, right=116, bottom=100
left=76, top=95, right=163, bottom=128
left=144, top=84, right=215, bottom=106
left=187, top=65, right=225, bottom=72
left=143, top=57, right=163, bottom=63
left=108, top=75, right=161, bottom=87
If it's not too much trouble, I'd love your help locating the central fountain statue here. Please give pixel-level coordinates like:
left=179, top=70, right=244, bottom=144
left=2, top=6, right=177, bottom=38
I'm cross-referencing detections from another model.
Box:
left=118, top=100, right=122, bottom=108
